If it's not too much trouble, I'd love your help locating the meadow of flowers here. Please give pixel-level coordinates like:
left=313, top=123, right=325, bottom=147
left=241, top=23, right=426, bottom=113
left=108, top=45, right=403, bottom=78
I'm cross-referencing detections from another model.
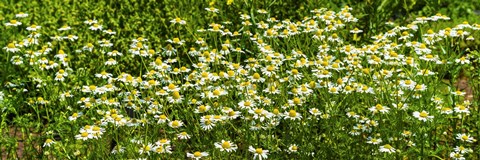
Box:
left=1, top=0, right=480, bottom=159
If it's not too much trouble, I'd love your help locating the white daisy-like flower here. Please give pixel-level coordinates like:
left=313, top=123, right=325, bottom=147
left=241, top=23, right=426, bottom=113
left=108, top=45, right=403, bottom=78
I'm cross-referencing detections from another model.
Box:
left=15, top=12, right=29, bottom=18
left=187, top=151, right=209, bottom=160
left=456, top=133, right=476, bottom=143
left=379, top=144, right=396, bottom=153
left=26, top=24, right=41, bottom=31
left=5, top=20, right=22, bottom=26
left=412, top=110, right=434, bottom=122
left=214, top=140, right=238, bottom=152
left=168, top=120, right=183, bottom=128
left=249, top=146, right=269, bottom=160
left=43, top=138, right=55, bottom=147
left=284, top=110, right=302, bottom=120
left=170, top=17, right=186, bottom=25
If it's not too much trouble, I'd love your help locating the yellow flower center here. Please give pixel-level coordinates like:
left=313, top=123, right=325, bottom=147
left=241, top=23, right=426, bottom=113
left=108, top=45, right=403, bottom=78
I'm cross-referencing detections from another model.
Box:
left=222, top=141, right=231, bottom=148
left=252, top=73, right=261, bottom=79
left=213, top=89, right=221, bottom=96
left=419, top=111, right=428, bottom=118
left=159, top=115, right=167, bottom=120
left=194, top=151, right=202, bottom=157
left=255, top=148, right=263, bottom=154
left=173, top=38, right=180, bottom=43
left=171, top=121, right=179, bottom=127
left=291, top=69, right=299, bottom=75
left=199, top=105, right=207, bottom=112
left=383, top=144, right=392, bottom=149
left=168, top=83, right=176, bottom=90
left=172, top=91, right=180, bottom=99
left=322, top=70, right=329, bottom=75
left=329, top=87, right=337, bottom=92
left=415, top=85, right=423, bottom=90
left=7, top=43, right=16, bottom=49
left=156, top=146, right=164, bottom=152
left=289, top=110, right=297, bottom=117
left=267, top=65, right=274, bottom=71
left=201, top=72, right=209, bottom=78
left=254, top=108, right=263, bottom=114
left=405, top=80, right=411, bottom=85
left=160, top=139, right=167, bottom=144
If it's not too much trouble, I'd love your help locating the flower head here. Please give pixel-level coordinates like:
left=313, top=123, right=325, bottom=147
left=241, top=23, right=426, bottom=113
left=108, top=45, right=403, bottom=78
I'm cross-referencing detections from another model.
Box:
left=413, top=110, right=434, bottom=122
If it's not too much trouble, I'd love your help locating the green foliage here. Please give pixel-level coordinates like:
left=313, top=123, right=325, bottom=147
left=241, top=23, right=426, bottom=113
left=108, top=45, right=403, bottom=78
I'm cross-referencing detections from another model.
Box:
left=0, top=0, right=479, bottom=159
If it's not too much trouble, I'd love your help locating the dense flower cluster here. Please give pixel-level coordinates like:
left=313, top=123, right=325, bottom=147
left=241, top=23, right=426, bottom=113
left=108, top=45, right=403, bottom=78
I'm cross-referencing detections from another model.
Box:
left=2, top=5, right=479, bottom=159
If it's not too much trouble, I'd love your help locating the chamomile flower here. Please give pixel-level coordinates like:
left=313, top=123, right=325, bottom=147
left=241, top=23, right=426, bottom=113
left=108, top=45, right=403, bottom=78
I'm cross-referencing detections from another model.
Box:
left=249, top=108, right=274, bottom=122
left=449, top=152, right=465, bottom=160
left=58, top=25, right=72, bottom=31
left=95, top=71, right=113, bottom=79
left=63, top=34, right=79, bottom=41
left=187, top=151, right=209, bottom=159
left=167, top=91, right=183, bottom=103
left=177, top=132, right=191, bottom=140
left=249, top=146, right=269, bottom=160
left=26, top=24, right=41, bottom=31
left=456, top=133, right=476, bottom=143
left=139, top=143, right=153, bottom=155
left=366, top=137, right=383, bottom=145
left=238, top=99, right=255, bottom=109
left=350, top=28, right=363, bottom=33
left=369, top=104, right=390, bottom=114
left=15, top=12, right=28, bottom=18
left=452, top=90, right=466, bottom=96
left=154, top=114, right=169, bottom=124
left=379, top=144, right=396, bottom=153
left=167, top=37, right=185, bottom=45
left=413, top=110, right=434, bottom=122
left=4, top=43, right=20, bottom=53
left=170, top=17, right=186, bottom=25
left=214, top=140, right=238, bottom=152
left=84, top=19, right=98, bottom=25
left=75, top=130, right=93, bottom=141
left=68, top=112, right=83, bottom=121
left=454, top=146, right=473, bottom=154
left=205, top=7, right=219, bottom=13
left=454, top=104, right=470, bottom=114
left=286, top=144, right=299, bottom=153
left=89, top=23, right=103, bottom=31
left=5, top=20, right=22, bottom=26
left=105, top=58, right=117, bottom=65
left=455, top=56, right=470, bottom=64
left=168, top=120, right=184, bottom=128
left=43, top=138, right=55, bottom=147
left=284, top=110, right=302, bottom=120
left=103, top=29, right=116, bottom=35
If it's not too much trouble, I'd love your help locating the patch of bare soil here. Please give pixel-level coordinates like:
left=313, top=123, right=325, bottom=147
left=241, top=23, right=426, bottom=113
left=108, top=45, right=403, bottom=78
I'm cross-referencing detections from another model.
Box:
left=1, top=127, right=41, bottom=160
left=454, top=75, right=474, bottom=101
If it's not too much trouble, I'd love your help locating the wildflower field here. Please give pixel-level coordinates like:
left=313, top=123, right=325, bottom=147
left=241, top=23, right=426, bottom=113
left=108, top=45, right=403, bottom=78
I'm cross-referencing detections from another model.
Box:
left=1, top=0, right=480, bottom=159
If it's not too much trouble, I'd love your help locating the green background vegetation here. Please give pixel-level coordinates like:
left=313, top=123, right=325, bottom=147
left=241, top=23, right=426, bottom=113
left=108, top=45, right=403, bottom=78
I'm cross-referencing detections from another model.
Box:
left=0, top=0, right=479, bottom=159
